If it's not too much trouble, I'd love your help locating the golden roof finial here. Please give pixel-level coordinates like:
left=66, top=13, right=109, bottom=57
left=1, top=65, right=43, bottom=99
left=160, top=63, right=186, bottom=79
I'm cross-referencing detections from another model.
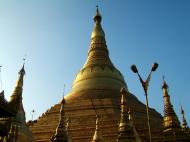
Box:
left=51, top=97, right=68, bottom=142
left=117, top=87, right=135, bottom=142
left=93, top=5, right=102, bottom=23
left=92, top=115, right=104, bottom=142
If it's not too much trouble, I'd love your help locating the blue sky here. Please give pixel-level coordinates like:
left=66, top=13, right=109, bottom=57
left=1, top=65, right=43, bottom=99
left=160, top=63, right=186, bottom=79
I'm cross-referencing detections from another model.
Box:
left=0, top=0, right=190, bottom=124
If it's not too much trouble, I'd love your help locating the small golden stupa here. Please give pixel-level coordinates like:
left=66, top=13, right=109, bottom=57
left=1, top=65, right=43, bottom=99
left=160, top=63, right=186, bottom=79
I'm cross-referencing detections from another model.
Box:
left=162, top=80, right=189, bottom=141
left=0, top=65, right=35, bottom=142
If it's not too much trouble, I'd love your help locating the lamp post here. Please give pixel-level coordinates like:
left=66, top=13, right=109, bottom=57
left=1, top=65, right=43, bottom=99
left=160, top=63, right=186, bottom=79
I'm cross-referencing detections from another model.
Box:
left=130, top=62, right=158, bottom=142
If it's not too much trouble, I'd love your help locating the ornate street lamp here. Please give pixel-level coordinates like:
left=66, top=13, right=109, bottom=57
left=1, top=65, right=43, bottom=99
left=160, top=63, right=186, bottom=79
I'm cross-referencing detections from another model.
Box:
left=131, top=62, right=158, bottom=142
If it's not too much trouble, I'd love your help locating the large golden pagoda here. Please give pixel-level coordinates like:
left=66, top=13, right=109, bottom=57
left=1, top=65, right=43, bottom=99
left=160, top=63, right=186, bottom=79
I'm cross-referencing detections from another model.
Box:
left=29, top=8, right=164, bottom=142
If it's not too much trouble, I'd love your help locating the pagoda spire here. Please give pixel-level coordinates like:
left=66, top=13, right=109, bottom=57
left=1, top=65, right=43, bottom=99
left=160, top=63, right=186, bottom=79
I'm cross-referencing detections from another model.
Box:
left=162, top=79, right=181, bottom=129
left=70, top=6, right=127, bottom=96
left=83, top=7, right=114, bottom=69
left=92, top=115, right=104, bottom=142
left=91, top=6, right=104, bottom=39
left=4, top=64, right=35, bottom=142
left=51, top=98, right=68, bottom=142
left=162, top=79, right=188, bottom=141
left=9, top=64, right=26, bottom=123
left=181, top=106, right=189, bottom=131
left=117, top=87, right=135, bottom=142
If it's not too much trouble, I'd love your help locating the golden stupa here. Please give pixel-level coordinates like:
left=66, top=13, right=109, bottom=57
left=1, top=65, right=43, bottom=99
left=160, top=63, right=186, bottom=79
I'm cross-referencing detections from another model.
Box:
left=0, top=65, right=35, bottom=142
left=29, top=8, right=163, bottom=142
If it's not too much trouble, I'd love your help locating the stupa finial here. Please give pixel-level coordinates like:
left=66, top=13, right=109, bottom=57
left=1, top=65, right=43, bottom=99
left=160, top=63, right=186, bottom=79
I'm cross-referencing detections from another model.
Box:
left=181, top=105, right=189, bottom=131
left=92, top=115, right=104, bottom=142
left=117, top=87, right=135, bottom=142
left=93, top=5, right=102, bottom=23
left=9, top=65, right=26, bottom=123
left=162, top=79, right=188, bottom=141
left=91, top=6, right=105, bottom=39
left=51, top=97, right=68, bottom=142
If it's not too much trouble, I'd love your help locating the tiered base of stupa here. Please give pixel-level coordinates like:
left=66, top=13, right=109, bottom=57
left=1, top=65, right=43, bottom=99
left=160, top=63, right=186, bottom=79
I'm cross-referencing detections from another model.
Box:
left=29, top=90, right=163, bottom=142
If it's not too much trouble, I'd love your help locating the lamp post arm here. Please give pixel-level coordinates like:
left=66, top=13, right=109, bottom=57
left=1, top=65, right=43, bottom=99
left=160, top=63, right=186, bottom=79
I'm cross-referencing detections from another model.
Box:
left=137, top=73, right=143, bottom=84
left=137, top=73, right=147, bottom=95
left=144, top=71, right=153, bottom=94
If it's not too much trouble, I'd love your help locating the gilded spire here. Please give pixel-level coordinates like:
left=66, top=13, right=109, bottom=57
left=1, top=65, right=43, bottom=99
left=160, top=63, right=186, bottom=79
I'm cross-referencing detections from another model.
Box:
left=9, top=64, right=26, bottom=123
left=92, top=115, right=104, bottom=142
left=117, top=87, right=135, bottom=142
left=91, top=6, right=104, bottom=39
left=162, top=79, right=188, bottom=141
left=181, top=106, right=189, bottom=131
left=51, top=98, right=68, bottom=142
left=162, top=80, right=181, bottom=129
left=93, top=6, right=102, bottom=22
left=4, top=65, right=35, bottom=142
left=84, top=6, right=113, bottom=69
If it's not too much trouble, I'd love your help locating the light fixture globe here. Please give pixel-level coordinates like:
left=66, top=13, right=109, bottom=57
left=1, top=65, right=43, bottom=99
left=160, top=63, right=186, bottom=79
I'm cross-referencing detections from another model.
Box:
left=131, top=65, right=138, bottom=73
left=151, top=62, right=158, bottom=72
